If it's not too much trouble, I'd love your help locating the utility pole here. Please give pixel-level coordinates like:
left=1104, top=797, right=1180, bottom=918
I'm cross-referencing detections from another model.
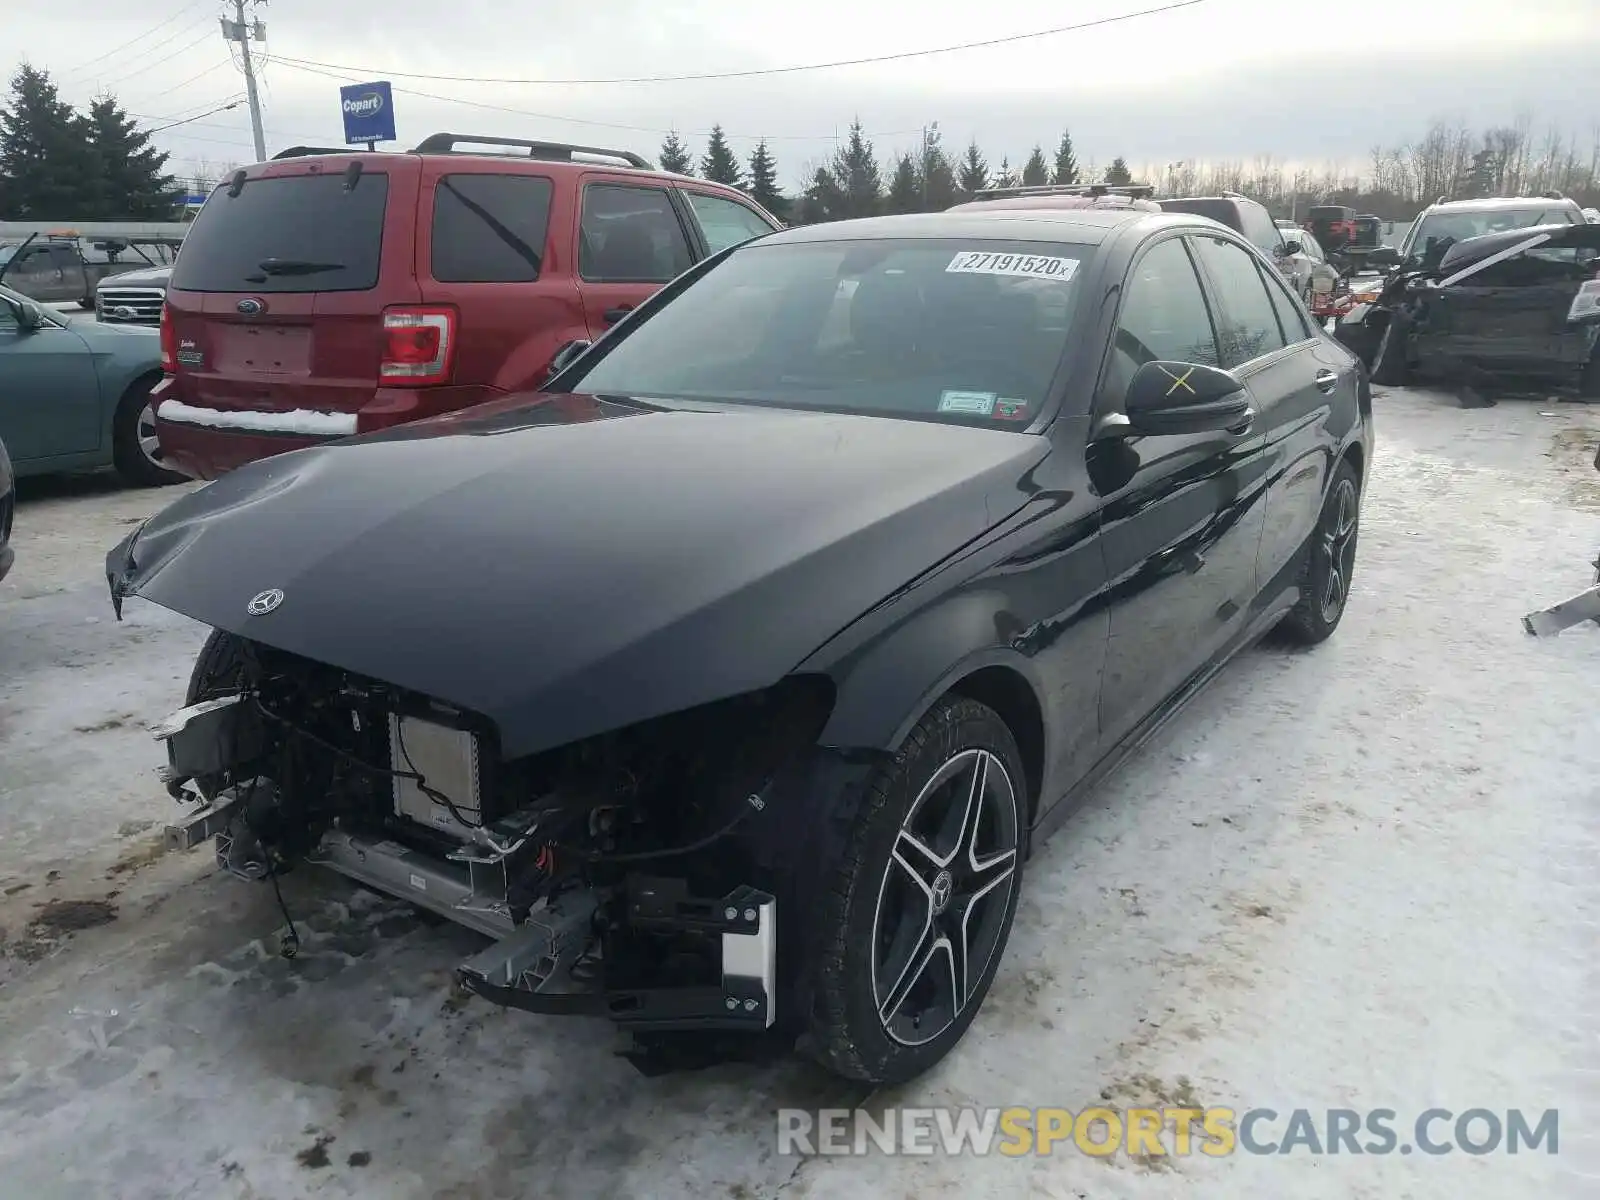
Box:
left=221, top=0, right=268, bottom=162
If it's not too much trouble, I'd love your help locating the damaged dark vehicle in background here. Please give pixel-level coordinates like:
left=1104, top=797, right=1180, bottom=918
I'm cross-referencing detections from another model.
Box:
left=105, top=209, right=1370, bottom=1086
left=1338, top=221, right=1600, bottom=397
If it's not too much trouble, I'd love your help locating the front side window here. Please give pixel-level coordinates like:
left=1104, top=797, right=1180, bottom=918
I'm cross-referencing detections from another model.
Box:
left=1191, top=235, right=1288, bottom=367
left=684, top=191, right=777, bottom=253
left=563, top=238, right=1087, bottom=426
left=579, top=184, right=694, bottom=283
left=1101, top=237, right=1219, bottom=404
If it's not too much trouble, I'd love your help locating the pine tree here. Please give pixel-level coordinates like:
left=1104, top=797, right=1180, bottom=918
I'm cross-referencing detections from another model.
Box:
left=700, top=125, right=743, bottom=187
left=885, top=152, right=921, bottom=214
left=828, top=119, right=882, bottom=219
left=745, top=140, right=785, bottom=217
left=993, top=156, right=1018, bottom=190
left=958, top=140, right=988, bottom=196
left=85, top=95, right=179, bottom=219
left=0, top=64, right=96, bottom=218
left=918, top=123, right=958, bottom=212
left=659, top=130, right=694, bottom=175
left=1022, top=145, right=1049, bottom=187
left=1052, top=130, right=1079, bottom=185
left=795, top=167, right=847, bottom=225
left=1104, top=157, right=1134, bottom=186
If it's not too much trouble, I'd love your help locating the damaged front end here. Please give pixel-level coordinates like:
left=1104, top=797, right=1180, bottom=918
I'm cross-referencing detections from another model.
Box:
left=1340, top=223, right=1600, bottom=394
left=151, top=636, right=868, bottom=1050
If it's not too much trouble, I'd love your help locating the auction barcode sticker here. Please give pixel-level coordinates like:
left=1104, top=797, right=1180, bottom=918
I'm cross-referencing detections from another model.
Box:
left=947, top=251, right=1078, bottom=281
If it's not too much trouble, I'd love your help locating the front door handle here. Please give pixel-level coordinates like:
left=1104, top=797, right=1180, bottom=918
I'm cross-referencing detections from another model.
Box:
left=603, top=305, right=633, bottom=325
left=1314, top=369, right=1339, bottom=393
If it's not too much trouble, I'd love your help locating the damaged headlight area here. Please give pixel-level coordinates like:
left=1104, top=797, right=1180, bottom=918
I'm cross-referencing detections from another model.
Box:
left=156, top=639, right=839, bottom=1042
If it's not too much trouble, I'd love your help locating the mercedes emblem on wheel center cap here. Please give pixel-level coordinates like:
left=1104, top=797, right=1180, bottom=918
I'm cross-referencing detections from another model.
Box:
left=236, top=297, right=265, bottom=316
left=930, top=869, right=953, bottom=915
left=247, top=588, right=285, bottom=616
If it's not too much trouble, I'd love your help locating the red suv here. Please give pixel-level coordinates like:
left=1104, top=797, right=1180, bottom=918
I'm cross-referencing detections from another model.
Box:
left=152, top=134, right=783, bottom=479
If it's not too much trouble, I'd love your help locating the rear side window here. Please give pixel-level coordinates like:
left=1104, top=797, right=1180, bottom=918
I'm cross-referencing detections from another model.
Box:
left=579, top=184, right=693, bottom=283
left=1191, top=235, right=1288, bottom=367
left=1260, top=262, right=1315, bottom=341
left=171, top=172, right=389, bottom=293
left=431, top=173, right=553, bottom=283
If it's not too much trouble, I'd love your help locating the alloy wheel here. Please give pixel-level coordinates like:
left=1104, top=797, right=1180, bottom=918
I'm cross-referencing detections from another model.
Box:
left=870, top=747, right=1021, bottom=1048
left=136, top=401, right=165, bottom=469
left=1320, top=477, right=1359, bottom=623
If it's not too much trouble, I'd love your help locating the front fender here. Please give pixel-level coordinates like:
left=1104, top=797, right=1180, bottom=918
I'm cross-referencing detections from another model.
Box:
left=809, top=590, right=1051, bottom=755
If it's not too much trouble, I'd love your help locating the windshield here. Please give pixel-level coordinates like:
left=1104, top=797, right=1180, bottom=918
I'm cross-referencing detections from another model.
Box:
left=1405, top=207, right=1571, bottom=258
left=560, top=237, right=1086, bottom=426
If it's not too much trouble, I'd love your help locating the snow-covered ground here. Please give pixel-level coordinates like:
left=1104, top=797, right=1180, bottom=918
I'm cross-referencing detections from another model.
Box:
left=1, top=390, right=1597, bottom=1199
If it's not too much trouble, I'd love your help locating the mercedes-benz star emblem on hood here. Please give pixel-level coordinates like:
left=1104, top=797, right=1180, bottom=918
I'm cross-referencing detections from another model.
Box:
left=247, top=588, right=285, bottom=616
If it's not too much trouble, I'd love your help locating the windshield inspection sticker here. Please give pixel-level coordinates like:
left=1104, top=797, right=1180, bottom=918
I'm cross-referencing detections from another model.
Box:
left=946, top=251, right=1079, bottom=281
left=939, top=390, right=997, bottom=415
left=993, top=398, right=1031, bottom=421
left=1569, top=279, right=1600, bottom=323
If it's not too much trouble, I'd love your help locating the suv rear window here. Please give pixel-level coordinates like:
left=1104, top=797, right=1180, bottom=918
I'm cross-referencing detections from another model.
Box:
left=171, top=172, right=389, bottom=293
left=431, top=173, right=553, bottom=282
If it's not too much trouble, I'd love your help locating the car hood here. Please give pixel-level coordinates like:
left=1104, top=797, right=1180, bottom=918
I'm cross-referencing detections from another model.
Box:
left=99, top=265, right=171, bottom=288
left=109, top=393, right=1049, bottom=759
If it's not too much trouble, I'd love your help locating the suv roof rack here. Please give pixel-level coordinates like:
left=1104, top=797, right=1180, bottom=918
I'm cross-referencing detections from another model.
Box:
left=410, top=133, right=653, bottom=170
left=969, top=182, right=1156, bottom=202
left=272, top=145, right=359, bottom=159
left=1538, top=190, right=1565, bottom=200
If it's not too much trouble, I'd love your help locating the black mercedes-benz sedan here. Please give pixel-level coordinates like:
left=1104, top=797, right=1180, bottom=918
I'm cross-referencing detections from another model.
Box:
left=106, top=207, right=1372, bottom=1086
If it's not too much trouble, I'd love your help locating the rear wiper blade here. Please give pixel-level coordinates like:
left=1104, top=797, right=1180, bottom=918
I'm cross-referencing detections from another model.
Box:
left=256, top=258, right=345, bottom=276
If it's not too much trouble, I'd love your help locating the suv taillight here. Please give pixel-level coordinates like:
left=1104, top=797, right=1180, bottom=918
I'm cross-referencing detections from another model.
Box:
left=159, top=302, right=175, bottom=372
left=381, top=306, right=457, bottom=385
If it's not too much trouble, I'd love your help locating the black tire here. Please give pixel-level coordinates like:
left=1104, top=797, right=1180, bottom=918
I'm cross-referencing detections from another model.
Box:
left=805, top=696, right=1028, bottom=1085
left=187, top=628, right=249, bottom=706
left=1369, top=312, right=1409, bottom=386
left=1277, top=458, right=1362, bottom=645
left=186, top=629, right=251, bottom=799
left=112, top=376, right=186, bottom=487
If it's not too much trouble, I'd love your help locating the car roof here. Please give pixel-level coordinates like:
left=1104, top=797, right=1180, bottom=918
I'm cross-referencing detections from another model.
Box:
left=1422, top=196, right=1576, bottom=213
left=761, top=208, right=1201, bottom=248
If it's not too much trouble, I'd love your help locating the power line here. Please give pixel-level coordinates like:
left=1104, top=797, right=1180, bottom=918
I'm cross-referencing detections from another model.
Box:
left=94, top=27, right=220, bottom=90
left=136, top=57, right=239, bottom=102
left=273, top=58, right=925, bottom=143
left=141, top=99, right=246, bottom=134
left=267, top=1, right=1208, bottom=87
left=59, top=0, right=216, bottom=79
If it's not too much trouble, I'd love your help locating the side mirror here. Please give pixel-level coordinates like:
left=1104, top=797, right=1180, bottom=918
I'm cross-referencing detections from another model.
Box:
left=1118, top=360, right=1253, bottom=437
left=4, top=296, right=44, bottom=331
left=1280, top=238, right=1303, bottom=255
left=1367, top=246, right=1401, bottom=268
left=547, top=339, right=593, bottom=378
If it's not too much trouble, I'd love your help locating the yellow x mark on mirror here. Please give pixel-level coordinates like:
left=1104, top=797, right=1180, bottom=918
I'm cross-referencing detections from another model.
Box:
left=1158, top=365, right=1196, bottom=396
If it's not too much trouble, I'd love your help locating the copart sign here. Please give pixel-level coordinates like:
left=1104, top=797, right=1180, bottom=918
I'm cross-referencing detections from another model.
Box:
left=340, top=80, right=396, bottom=145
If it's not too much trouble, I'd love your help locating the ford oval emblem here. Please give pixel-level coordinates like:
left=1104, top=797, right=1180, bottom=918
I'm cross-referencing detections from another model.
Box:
left=247, top=588, right=285, bottom=616
left=237, top=297, right=265, bottom=316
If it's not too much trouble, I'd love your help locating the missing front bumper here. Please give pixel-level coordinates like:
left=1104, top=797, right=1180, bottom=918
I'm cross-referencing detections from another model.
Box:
left=457, top=877, right=778, bottom=1033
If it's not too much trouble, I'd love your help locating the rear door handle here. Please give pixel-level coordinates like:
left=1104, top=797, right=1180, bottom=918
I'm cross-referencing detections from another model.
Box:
left=1314, top=369, right=1339, bottom=393
left=603, top=306, right=633, bottom=325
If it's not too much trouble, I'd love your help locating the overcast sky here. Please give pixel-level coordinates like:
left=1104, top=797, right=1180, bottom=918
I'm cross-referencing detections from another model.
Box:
left=17, top=0, right=1600, bottom=188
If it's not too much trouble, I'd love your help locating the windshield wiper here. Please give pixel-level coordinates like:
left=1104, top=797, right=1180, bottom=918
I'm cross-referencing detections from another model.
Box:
left=255, top=258, right=346, bottom=276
